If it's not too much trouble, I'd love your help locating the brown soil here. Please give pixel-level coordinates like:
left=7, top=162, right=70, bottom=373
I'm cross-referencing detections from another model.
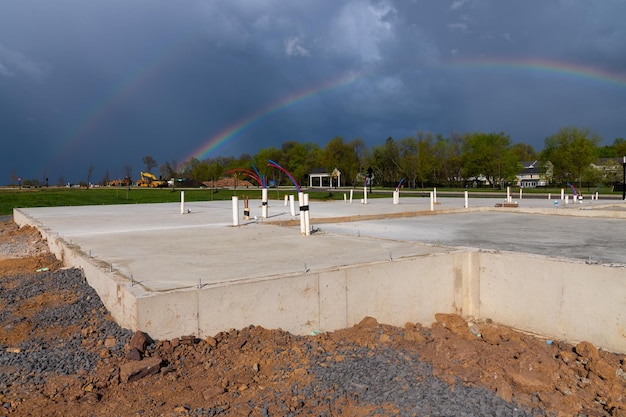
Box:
left=0, top=219, right=625, bottom=416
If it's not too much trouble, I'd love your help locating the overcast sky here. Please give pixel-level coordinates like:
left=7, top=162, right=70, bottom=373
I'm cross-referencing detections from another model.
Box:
left=2, top=0, right=626, bottom=184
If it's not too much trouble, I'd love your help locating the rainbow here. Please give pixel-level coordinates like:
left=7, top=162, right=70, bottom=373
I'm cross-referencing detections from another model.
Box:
left=182, top=71, right=363, bottom=163
left=449, top=57, right=626, bottom=88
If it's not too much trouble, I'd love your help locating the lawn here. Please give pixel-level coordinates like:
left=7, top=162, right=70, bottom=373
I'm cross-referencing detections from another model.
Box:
left=0, top=186, right=354, bottom=216
left=1, top=185, right=620, bottom=216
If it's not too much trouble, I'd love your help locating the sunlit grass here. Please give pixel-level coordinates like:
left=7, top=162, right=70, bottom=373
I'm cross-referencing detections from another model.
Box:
left=0, top=185, right=620, bottom=216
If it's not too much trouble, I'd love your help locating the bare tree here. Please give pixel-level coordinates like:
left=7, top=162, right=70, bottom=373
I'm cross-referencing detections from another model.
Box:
left=142, top=156, right=157, bottom=173
left=87, top=164, right=94, bottom=187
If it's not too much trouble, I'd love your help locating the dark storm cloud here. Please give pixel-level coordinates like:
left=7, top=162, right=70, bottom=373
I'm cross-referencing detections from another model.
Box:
left=1, top=0, right=625, bottom=183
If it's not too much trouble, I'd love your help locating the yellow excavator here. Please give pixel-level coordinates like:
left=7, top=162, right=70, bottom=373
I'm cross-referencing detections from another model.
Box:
left=137, top=172, right=167, bottom=187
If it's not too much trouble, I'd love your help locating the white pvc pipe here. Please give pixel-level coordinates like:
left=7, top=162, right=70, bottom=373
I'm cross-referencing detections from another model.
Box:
left=232, top=196, right=239, bottom=226
left=304, top=193, right=310, bottom=236
left=506, top=186, right=510, bottom=203
left=464, top=190, right=469, bottom=208
left=595, top=191, right=599, bottom=200
left=284, top=194, right=288, bottom=206
left=519, top=189, right=523, bottom=200
left=180, top=191, right=185, bottom=214
left=261, top=188, right=268, bottom=218
left=429, top=191, right=434, bottom=211
left=561, top=189, right=565, bottom=200
left=363, top=186, right=368, bottom=204
left=433, top=187, right=437, bottom=204
left=298, top=192, right=305, bottom=234
left=565, top=195, right=569, bottom=205
left=289, top=195, right=295, bottom=216
left=349, top=189, right=353, bottom=203
left=393, top=190, right=399, bottom=204
left=548, top=193, right=551, bottom=200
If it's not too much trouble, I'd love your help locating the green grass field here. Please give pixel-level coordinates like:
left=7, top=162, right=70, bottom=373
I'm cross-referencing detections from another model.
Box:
left=0, top=185, right=620, bottom=216
left=0, top=186, right=352, bottom=216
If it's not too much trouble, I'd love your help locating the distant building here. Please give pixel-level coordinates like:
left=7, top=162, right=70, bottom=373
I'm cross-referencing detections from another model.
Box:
left=309, top=168, right=341, bottom=188
left=516, top=160, right=550, bottom=188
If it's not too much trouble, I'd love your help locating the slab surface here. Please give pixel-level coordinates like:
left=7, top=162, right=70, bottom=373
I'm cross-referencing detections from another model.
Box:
left=17, top=195, right=626, bottom=293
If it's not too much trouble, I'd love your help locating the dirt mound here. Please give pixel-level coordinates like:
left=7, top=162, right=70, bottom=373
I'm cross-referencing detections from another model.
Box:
left=0, top=220, right=625, bottom=416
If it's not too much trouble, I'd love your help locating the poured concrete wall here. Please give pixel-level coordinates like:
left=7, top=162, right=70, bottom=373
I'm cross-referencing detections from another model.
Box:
left=477, top=251, right=626, bottom=353
left=13, top=208, right=626, bottom=353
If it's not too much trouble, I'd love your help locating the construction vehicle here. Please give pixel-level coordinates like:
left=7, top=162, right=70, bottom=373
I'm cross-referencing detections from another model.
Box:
left=108, top=176, right=132, bottom=187
left=137, top=172, right=167, bottom=188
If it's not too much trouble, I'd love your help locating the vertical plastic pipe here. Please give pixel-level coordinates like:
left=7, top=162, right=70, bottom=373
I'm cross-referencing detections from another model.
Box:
left=393, top=190, right=399, bottom=204
left=289, top=195, right=296, bottom=216
left=232, top=196, right=239, bottom=226
left=433, top=187, right=437, bottom=204
left=519, top=188, right=523, bottom=200
left=284, top=194, right=288, bottom=206
left=565, top=195, right=569, bottom=205
left=298, top=192, right=305, bottom=234
left=344, top=193, right=347, bottom=203
left=304, top=193, right=311, bottom=236
left=350, top=189, right=353, bottom=203
left=595, top=191, right=599, bottom=200
left=261, top=188, right=268, bottom=218
left=506, top=186, right=511, bottom=203
left=561, top=189, right=565, bottom=200
left=430, top=191, right=434, bottom=211
left=363, top=186, right=368, bottom=204
left=180, top=191, right=185, bottom=214
left=548, top=193, right=551, bottom=200
left=464, top=190, right=469, bottom=208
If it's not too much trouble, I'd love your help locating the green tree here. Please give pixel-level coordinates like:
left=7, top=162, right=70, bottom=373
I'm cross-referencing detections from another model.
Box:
left=511, top=143, right=537, bottom=162
left=612, top=138, right=626, bottom=157
left=191, top=161, right=210, bottom=183
left=540, top=127, right=601, bottom=188
left=434, top=133, right=464, bottom=186
left=252, top=146, right=282, bottom=186
left=399, top=134, right=437, bottom=189
left=370, top=137, right=401, bottom=186
left=462, top=132, right=518, bottom=188
left=321, top=137, right=359, bottom=186
left=278, top=141, right=322, bottom=186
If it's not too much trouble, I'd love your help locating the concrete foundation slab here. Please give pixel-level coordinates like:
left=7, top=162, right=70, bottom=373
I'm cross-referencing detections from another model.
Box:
left=13, top=193, right=626, bottom=353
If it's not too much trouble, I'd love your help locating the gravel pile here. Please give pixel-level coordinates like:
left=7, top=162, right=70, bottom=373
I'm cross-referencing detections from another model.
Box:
left=0, top=268, right=131, bottom=388
left=308, top=347, right=544, bottom=417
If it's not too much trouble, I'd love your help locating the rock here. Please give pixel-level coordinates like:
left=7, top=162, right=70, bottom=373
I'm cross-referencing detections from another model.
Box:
left=120, top=356, right=162, bottom=383
left=434, top=313, right=471, bottom=338
left=126, top=348, right=142, bottom=361
left=358, top=316, right=378, bottom=328
left=173, top=406, right=190, bottom=413
left=588, top=358, right=616, bottom=381
left=129, top=331, right=153, bottom=353
left=104, top=336, right=117, bottom=348
left=180, top=335, right=196, bottom=345
left=205, top=336, right=217, bottom=348
left=378, top=333, right=392, bottom=343
left=508, top=370, right=551, bottom=393
left=468, top=322, right=482, bottom=338
left=403, top=330, right=426, bottom=343
left=575, top=341, right=600, bottom=362
left=559, top=350, right=578, bottom=364
left=480, top=326, right=503, bottom=345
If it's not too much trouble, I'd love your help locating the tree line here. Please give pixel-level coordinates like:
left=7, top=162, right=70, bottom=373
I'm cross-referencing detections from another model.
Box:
left=12, top=127, right=626, bottom=189
left=167, top=127, right=625, bottom=190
